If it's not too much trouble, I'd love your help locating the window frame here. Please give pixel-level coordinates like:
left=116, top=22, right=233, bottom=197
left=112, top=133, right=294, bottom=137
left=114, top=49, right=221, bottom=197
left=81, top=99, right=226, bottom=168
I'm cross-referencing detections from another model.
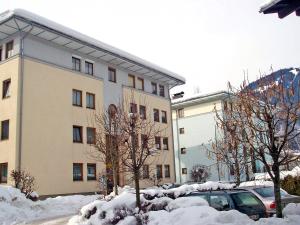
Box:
left=85, top=61, right=94, bottom=75
left=2, top=79, right=11, bottom=99
left=73, top=163, right=83, bottom=181
left=137, top=77, right=144, bottom=91
left=87, top=163, right=97, bottom=181
left=179, top=127, right=185, bottom=134
left=151, top=82, right=157, bottom=95
left=182, top=168, right=187, bottom=174
left=142, top=164, right=149, bottom=179
left=155, top=136, right=161, bottom=150
left=139, top=105, right=146, bottom=120
left=0, top=163, right=8, bottom=184
left=5, top=41, right=13, bottom=59
left=163, top=137, right=169, bottom=150
left=73, top=125, right=83, bottom=143
left=164, top=165, right=170, bottom=178
left=87, top=127, right=96, bottom=144
left=181, top=147, right=186, bottom=154
left=153, top=108, right=160, bottom=122
left=159, top=85, right=165, bottom=97
left=130, top=103, right=137, bottom=114
left=72, top=89, right=82, bottom=107
left=128, top=74, right=135, bottom=88
left=86, top=92, right=95, bottom=109
left=161, top=110, right=167, bottom=123
left=156, top=164, right=163, bottom=179
left=1, top=120, right=9, bottom=141
left=108, top=67, right=117, bottom=83
left=72, top=56, right=81, bottom=72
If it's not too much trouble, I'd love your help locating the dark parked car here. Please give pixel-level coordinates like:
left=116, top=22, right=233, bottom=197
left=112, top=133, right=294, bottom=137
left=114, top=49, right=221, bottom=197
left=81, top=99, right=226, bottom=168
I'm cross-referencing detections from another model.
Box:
left=185, top=189, right=267, bottom=220
left=239, top=186, right=300, bottom=216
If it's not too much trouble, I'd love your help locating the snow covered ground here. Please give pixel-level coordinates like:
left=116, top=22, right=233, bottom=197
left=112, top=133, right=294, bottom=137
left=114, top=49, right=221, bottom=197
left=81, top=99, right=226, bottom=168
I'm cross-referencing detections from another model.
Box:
left=0, top=185, right=98, bottom=225
left=68, top=181, right=300, bottom=225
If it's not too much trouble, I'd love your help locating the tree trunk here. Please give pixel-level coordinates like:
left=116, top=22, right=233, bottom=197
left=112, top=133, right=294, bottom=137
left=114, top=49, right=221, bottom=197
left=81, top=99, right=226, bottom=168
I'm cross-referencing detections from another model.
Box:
left=243, top=146, right=250, bottom=181
left=112, top=163, right=118, bottom=195
left=250, top=147, right=257, bottom=173
left=134, top=170, right=141, bottom=209
left=273, top=163, right=283, bottom=218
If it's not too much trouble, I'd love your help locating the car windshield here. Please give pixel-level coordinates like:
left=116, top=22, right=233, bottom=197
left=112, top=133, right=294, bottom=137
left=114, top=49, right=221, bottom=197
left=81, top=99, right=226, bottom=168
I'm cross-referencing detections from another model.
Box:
left=231, top=192, right=263, bottom=209
left=254, top=187, right=288, bottom=198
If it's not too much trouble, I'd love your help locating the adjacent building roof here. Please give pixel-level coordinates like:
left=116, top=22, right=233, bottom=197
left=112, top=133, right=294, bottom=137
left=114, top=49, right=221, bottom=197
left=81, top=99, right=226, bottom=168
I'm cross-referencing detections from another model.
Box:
left=0, top=9, right=185, bottom=87
left=260, top=0, right=300, bottom=18
left=171, top=91, right=229, bottom=109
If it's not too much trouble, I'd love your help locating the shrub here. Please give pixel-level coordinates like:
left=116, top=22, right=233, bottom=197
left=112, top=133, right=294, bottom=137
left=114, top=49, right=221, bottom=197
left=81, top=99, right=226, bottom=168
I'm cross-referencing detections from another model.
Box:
left=281, top=175, right=300, bottom=196
left=10, top=170, right=36, bottom=199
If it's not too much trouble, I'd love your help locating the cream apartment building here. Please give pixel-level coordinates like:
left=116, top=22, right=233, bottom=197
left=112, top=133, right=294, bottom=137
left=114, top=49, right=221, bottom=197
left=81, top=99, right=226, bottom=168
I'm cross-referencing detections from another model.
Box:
left=0, top=9, right=185, bottom=196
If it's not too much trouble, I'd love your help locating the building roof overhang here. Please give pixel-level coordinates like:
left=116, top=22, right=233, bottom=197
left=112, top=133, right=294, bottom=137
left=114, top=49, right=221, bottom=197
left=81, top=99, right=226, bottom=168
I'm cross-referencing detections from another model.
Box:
left=260, top=0, right=300, bottom=18
left=0, top=9, right=185, bottom=87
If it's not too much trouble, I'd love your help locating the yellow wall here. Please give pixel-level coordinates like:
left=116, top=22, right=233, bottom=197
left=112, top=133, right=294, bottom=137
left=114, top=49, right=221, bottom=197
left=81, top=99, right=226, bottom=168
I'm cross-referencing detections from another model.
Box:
left=122, top=87, right=175, bottom=186
left=0, top=57, right=19, bottom=186
left=21, top=58, right=104, bottom=195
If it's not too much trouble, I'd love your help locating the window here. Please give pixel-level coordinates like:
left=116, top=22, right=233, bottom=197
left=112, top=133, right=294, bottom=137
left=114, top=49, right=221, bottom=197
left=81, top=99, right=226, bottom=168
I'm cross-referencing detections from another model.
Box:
left=108, top=67, right=116, bottom=82
left=159, top=85, right=165, bottom=97
left=0, top=163, right=8, bottom=183
left=128, top=74, right=135, bottom=88
left=143, top=165, right=149, bottom=179
left=151, top=82, right=157, bottom=95
left=139, top=105, right=146, bottom=120
left=155, top=136, right=161, bottom=150
left=141, top=134, right=148, bottom=149
left=87, top=164, right=96, bottom=180
left=161, top=110, right=167, bottom=123
left=73, top=126, right=83, bottom=143
left=153, top=109, right=159, bottom=122
left=163, top=138, right=168, bottom=150
left=164, top=165, right=170, bottom=178
left=210, top=195, right=230, bottom=211
left=178, top=108, right=184, bottom=118
left=179, top=128, right=185, bottom=134
left=0, top=46, right=2, bottom=61
left=72, top=89, right=82, bottom=107
left=87, top=127, right=96, bottom=144
left=182, top=168, right=187, bottom=174
left=130, top=103, right=137, bottom=113
left=72, top=57, right=81, bottom=71
left=73, top=163, right=83, bottom=181
left=181, top=147, right=186, bottom=154
left=2, top=79, right=11, bottom=99
left=5, top=41, right=13, bottom=59
left=86, top=93, right=95, bottom=109
left=137, top=78, right=144, bottom=91
left=1, top=120, right=9, bottom=140
left=156, top=165, right=162, bottom=179
left=85, top=61, right=93, bottom=75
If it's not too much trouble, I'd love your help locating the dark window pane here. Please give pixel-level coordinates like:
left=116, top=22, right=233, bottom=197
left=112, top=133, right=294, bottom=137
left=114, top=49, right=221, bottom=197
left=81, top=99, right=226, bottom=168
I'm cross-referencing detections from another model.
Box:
left=139, top=105, right=146, bottom=119
left=155, top=136, right=161, bottom=150
left=108, top=67, right=116, bottom=82
left=0, top=163, right=8, bottom=183
left=72, top=57, right=81, bottom=71
left=130, top=103, right=137, bottom=113
left=164, top=165, right=170, bottom=178
left=161, top=111, right=167, bottom=123
left=72, top=90, right=82, bottom=106
left=87, top=164, right=96, bottom=180
left=1, top=120, right=9, bottom=140
left=159, top=85, right=165, bottom=97
left=163, top=138, right=168, bottom=150
left=87, top=127, right=95, bottom=144
left=73, top=163, right=83, bottom=181
left=5, top=41, right=13, bottom=59
left=156, top=165, right=162, bottom=179
left=73, top=126, right=82, bottom=143
left=151, top=82, right=157, bottom=95
left=85, top=61, right=93, bottom=75
left=2, top=79, right=11, bottom=99
left=153, top=109, right=159, bottom=122
left=86, top=93, right=95, bottom=109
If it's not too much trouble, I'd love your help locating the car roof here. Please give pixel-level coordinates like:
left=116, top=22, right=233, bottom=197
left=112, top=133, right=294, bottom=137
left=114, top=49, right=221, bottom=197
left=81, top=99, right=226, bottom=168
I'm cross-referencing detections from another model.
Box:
left=238, top=185, right=273, bottom=189
left=188, top=189, right=250, bottom=195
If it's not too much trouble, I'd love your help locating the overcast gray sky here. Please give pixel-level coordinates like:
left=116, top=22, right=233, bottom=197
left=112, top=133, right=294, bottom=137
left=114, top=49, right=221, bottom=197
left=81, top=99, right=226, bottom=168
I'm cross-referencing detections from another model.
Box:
left=1, top=0, right=299, bottom=96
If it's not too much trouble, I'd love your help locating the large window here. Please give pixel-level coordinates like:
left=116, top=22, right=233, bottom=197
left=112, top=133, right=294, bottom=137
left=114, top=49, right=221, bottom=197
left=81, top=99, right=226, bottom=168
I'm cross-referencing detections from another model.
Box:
left=0, top=163, right=8, bottom=183
left=87, top=164, right=96, bottom=180
left=153, top=109, right=159, bottom=122
left=73, top=163, right=83, bottom=181
left=5, top=41, right=13, bottom=59
left=87, top=127, right=96, bottom=144
left=143, top=164, right=149, bottom=179
left=137, top=78, right=144, bottom=91
left=163, top=137, right=168, bottom=150
left=86, top=93, right=95, bottom=109
left=85, top=61, right=93, bottom=75
left=164, top=165, right=170, bottom=178
left=128, top=74, right=135, bottom=88
left=156, top=165, right=162, bottom=179
left=1, top=120, right=9, bottom=140
left=155, top=136, right=161, bottom=150
left=130, top=103, right=137, bottom=113
left=139, top=105, right=146, bottom=120
left=72, top=89, right=82, bottom=107
left=72, top=57, right=81, bottom=72
left=161, top=110, right=167, bottom=123
left=73, top=126, right=83, bottom=143
left=108, top=67, right=116, bottom=83
left=159, top=85, right=165, bottom=97
left=2, top=79, right=11, bottom=99
left=151, top=82, right=157, bottom=95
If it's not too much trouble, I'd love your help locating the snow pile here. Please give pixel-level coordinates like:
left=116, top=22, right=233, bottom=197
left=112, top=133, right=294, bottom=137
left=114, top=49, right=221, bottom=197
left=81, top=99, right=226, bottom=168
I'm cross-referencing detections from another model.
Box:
left=0, top=185, right=98, bottom=224
left=254, top=166, right=300, bottom=181
left=283, top=203, right=300, bottom=217
left=239, top=180, right=274, bottom=187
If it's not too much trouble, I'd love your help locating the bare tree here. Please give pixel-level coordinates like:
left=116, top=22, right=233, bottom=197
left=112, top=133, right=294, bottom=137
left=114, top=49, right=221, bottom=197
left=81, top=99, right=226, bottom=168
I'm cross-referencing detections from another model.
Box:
left=215, top=71, right=300, bottom=217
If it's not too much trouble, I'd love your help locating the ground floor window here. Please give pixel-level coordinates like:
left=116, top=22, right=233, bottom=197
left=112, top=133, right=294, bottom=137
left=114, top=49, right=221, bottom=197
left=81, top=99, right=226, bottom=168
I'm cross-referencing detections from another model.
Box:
left=87, top=164, right=96, bottom=181
left=73, top=163, right=83, bottom=181
left=0, top=163, right=8, bottom=183
left=164, top=165, right=170, bottom=178
left=156, top=165, right=162, bottom=179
